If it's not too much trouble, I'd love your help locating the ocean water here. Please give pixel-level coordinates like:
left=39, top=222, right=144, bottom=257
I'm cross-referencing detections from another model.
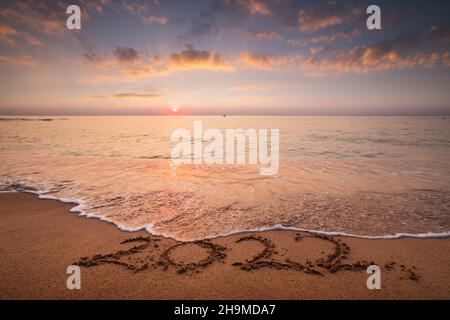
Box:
left=0, top=116, right=449, bottom=241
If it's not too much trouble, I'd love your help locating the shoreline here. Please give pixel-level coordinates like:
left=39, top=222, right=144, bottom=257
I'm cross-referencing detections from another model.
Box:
left=0, top=192, right=449, bottom=299
left=7, top=189, right=450, bottom=242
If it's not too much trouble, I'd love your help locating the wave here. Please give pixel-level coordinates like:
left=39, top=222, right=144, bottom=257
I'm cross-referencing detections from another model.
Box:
left=5, top=187, right=450, bottom=242
left=211, top=224, right=450, bottom=240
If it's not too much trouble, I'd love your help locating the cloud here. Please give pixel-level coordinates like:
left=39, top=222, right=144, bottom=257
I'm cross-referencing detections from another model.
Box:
left=113, top=93, right=159, bottom=98
left=23, top=33, right=43, bottom=46
left=0, top=24, right=18, bottom=45
left=141, top=16, right=169, bottom=25
left=298, top=1, right=361, bottom=32
left=84, top=52, right=106, bottom=65
left=169, top=45, right=234, bottom=71
left=177, top=7, right=219, bottom=41
left=0, top=55, right=39, bottom=68
left=114, top=47, right=140, bottom=64
left=83, top=51, right=121, bottom=70
left=122, top=0, right=150, bottom=16
left=287, top=28, right=361, bottom=47
left=301, top=32, right=449, bottom=74
left=238, top=51, right=298, bottom=70
left=122, top=0, right=169, bottom=26
left=83, top=50, right=167, bottom=79
left=246, top=29, right=282, bottom=40
left=89, top=92, right=161, bottom=99
left=178, top=0, right=277, bottom=41
left=428, top=24, right=450, bottom=45
left=310, top=28, right=362, bottom=43
left=0, top=23, right=44, bottom=47
left=443, top=52, right=450, bottom=67
left=182, top=21, right=217, bottom=40
left=309, top=46, right=330, bottom=55
left=0, top=1, right=109, bottom=37
left=0, top=2, right=66, bottom=36
left=243, top=27, right=450, bottom=75
left=227, top=0, right=272, bottom=16
left=287, top=39, right=307, bottom=46
left=83, top=45, right=235, bottom=80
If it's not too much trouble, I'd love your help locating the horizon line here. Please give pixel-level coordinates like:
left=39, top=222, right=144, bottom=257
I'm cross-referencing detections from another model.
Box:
left=1, top=113, right=450, bottom=117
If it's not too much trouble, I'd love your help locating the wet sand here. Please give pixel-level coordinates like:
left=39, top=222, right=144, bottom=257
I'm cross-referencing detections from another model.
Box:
left=0, top=192, right=449, bottom=300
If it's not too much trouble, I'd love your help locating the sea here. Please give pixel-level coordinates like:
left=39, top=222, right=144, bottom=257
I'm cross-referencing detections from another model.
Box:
left=1, top=115, right=449, bottom=241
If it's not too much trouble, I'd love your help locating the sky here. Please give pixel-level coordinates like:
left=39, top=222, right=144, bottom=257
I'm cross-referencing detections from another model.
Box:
left=0, top=0, right=449, bottom=115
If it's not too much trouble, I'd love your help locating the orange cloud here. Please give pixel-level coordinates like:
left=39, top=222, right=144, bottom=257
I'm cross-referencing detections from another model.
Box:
left=0, top=24, right=18, bottom=45
left=443, top=52, right=450, bottom=67
left=82, top=54, right=167, bottom=80
left=89, top=93, right=161, bottom=99
left=298, top=1, right=361, bottom=32
left=83, top=46, right=235, bottom=80
left=0, top=23, right=43, bottom=47
left=226, top=0, right=272, bottom=16
left=0, top=55, right=39, bottom=68
left=302, top=37, right=450, bottom=75
left=0, top=2, right=67, bottom=36
left=169, top=46, right=235, bottom=72
left=239, top=51, right=298, bottom=70
left=310, top=28, right=362, bottom=44
left=24, top=33, right=43, bottom=46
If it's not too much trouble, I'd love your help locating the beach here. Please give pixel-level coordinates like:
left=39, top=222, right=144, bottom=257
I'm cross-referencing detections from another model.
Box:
left=0, top=192, right=448, bottom=300
left=1, top=0, right=450, bottom=305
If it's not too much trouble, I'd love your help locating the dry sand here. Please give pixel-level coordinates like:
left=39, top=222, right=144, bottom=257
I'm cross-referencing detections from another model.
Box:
left=0, top=192, right=449, bottom=300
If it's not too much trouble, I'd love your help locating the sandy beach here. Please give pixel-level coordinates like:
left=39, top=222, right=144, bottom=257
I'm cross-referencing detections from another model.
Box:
left=0, top=192, right=448, bottom=300
left=2, top=0, right=450, bottom=307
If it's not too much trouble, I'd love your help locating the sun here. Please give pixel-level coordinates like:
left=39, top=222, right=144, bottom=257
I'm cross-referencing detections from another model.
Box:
left=168, top=101, right=182, bottom=114
left=170, top=103, right=181, bottom=113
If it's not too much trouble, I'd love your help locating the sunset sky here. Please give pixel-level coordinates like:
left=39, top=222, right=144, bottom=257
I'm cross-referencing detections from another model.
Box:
left=0, top=0, right=449, bottom=115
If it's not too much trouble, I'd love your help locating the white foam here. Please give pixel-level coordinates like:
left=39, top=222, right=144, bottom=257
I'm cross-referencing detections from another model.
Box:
left=210, top=224, right=450, bottom=240
left=6, top=189, right=450, bottom=242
